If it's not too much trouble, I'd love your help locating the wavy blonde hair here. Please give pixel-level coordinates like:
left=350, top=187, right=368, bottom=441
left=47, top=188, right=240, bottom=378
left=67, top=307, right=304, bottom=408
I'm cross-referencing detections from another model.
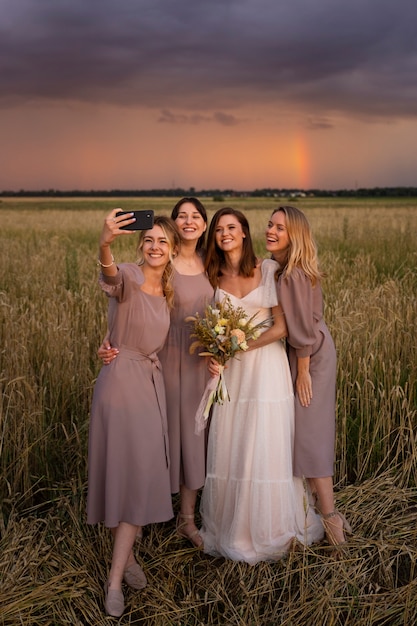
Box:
left=272, top=206, right=323, bottom=286
left=136, top=216, right=181, bottom=309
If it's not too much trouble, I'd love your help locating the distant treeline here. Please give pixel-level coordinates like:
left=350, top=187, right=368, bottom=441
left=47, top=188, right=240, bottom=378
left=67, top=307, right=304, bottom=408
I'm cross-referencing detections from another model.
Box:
left=1, top=186, right=417, bottom=198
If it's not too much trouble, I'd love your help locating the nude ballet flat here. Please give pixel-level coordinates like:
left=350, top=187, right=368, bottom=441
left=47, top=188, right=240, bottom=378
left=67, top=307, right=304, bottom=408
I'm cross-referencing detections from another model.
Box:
left=104, top=581, right=125, bottom=617
left=123, top=561, right=147, bottom=590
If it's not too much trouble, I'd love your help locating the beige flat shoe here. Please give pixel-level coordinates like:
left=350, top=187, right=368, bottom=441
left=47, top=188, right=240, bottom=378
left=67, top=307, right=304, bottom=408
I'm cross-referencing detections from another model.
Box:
left=123, top=561, right=147, bottom=590
left=104, top=581, right=125, bottom=617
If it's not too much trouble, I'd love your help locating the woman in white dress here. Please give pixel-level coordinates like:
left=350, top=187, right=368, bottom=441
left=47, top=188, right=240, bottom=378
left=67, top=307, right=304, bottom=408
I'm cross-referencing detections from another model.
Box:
left=200, top=207, right=323, bottom=564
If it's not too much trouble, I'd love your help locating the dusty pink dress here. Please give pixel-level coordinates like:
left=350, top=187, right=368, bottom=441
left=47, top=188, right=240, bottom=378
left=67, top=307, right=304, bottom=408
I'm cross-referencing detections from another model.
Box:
left=159, top=270, right=213, bottom=493
left=277, top=268, right=336, bottom=478
left=87, top=264, right=173, bottom=528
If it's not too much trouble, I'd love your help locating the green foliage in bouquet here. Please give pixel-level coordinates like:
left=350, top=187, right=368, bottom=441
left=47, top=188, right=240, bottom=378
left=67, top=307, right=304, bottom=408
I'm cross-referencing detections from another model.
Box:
left=186, top=295, right=270, bottom=365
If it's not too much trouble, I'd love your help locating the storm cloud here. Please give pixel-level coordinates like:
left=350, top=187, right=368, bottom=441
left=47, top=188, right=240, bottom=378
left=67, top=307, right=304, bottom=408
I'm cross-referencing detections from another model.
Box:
left=1, top=0, right=417, bottom=120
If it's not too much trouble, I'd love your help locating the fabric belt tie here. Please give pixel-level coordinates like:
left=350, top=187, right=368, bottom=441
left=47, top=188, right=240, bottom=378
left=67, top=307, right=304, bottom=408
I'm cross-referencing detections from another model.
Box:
left=118, top=347, right=169, bottom=467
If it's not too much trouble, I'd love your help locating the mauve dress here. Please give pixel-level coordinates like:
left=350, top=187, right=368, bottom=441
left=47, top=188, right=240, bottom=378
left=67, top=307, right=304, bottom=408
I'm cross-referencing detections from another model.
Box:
left=159, top=270, right=213, bottom=493
left=87, top=263, right=173, bottom=528
left=277, top=267, right=336, bottom=478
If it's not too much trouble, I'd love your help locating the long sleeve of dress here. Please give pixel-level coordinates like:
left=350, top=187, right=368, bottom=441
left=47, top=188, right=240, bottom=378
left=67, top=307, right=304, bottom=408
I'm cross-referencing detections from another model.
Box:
left=277, top=268, right=322, bottom=358
left=99, top=263, right=145, bottom=302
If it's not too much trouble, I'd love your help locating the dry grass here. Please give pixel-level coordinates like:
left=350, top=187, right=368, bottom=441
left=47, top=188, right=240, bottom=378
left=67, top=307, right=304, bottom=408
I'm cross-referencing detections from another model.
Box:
left=1, top=480, right=417, bottom=625
left=0, top=196, right=416, bottom=624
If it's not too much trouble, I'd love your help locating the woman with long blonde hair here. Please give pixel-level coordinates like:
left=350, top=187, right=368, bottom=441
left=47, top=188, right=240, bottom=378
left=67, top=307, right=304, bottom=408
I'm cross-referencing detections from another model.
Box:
left=87, top=211, right=180, bottom=617
left=266, top=205, right=351, bottom=548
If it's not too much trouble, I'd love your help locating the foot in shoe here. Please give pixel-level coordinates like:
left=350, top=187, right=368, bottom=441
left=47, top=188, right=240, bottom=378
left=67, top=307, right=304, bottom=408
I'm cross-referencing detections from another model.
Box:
left=123, top=560, right=147, bottom=590
left=322, top=510, right=351, bottom=546
left=104, top=581, right=125, bottom=617
left=176, top=513, right=204, bottom=548
left=336, top=510, right=352, bottom=535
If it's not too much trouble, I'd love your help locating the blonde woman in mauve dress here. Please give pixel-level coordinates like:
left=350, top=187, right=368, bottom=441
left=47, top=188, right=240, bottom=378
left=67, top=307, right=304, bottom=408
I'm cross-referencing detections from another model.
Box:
left=266, top=205, right=351, bottom=548
left=200, top=207, right=323, bottom=565
left=99, top=198, right=213, bottom=548
left=87, top=213, right=180, bottom=618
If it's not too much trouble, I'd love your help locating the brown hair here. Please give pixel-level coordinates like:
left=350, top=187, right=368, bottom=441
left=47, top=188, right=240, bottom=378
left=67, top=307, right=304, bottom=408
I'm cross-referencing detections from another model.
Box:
left=170, top=196, right=208, bottom=252
left=204, top=207, right=257, bottom=288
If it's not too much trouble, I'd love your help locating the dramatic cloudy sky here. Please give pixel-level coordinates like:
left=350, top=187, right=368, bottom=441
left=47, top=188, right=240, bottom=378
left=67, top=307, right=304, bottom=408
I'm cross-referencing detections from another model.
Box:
left=1, top=0, right=417, bottom=191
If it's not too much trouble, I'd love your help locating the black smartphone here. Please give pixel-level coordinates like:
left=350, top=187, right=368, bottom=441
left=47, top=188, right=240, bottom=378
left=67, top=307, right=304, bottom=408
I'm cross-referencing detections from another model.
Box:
left=118, top=210, right=154, bottom=231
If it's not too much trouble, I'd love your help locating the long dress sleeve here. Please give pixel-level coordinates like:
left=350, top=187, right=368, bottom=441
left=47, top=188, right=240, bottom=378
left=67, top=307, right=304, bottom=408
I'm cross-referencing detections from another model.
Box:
left=98, top=263, right=145, bottom=302
left=278, top=268, right=321, bottom=358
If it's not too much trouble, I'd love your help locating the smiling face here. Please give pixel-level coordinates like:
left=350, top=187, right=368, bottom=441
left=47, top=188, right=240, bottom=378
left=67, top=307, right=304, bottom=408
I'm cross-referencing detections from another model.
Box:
left=265, top=210, right=290, bottom=263
left=141, top=224, right=172, bottom=269
left=174, top=201, right=207, bottom=244
left=215, top=213, right=246, bottom=254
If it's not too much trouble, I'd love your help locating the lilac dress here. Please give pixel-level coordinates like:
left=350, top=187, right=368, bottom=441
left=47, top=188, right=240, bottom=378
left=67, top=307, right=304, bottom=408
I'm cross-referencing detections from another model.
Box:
left=87, top=264, right=173, bottom=528
left=277, top=267, right=336, bottom=478
left=159, top=270, right=213, bottom=493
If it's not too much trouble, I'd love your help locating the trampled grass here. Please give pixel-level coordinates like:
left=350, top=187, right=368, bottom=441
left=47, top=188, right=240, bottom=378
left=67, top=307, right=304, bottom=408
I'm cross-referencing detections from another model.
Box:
left=0, top=196, right=416, bottom=624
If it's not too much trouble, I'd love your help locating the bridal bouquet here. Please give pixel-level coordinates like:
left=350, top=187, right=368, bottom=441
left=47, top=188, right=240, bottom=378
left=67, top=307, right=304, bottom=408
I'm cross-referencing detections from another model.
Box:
left=186, top=296, right=270, bottom=433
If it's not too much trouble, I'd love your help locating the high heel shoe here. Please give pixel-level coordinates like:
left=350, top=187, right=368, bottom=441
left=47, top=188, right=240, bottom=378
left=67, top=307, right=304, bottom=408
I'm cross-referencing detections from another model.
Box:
left=123, top=560, right=147, bottom=590
left=104, top=581, right=125, bottom=617
left=176, top=513, right=204, bottom=548
left=321, top=509, right=352, bottom=546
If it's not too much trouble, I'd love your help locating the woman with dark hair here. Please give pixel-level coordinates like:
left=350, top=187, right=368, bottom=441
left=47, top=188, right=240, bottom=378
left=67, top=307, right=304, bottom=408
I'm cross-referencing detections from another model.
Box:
left=99, top=198, right=213, bottom=547
left=87, top=211, right=181, bottom=617
left=159, top=197, right=213, bottom=546
left=200, top=207, right=323, bottom=564
left=266, top=205, right=351, bottom=547
left=170, top=196, right=207, bottom=252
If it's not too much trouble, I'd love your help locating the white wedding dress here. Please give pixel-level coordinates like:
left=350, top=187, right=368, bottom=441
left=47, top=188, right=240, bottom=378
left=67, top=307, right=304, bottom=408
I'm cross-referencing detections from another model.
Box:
left=200, top=259, right=324, bottom=564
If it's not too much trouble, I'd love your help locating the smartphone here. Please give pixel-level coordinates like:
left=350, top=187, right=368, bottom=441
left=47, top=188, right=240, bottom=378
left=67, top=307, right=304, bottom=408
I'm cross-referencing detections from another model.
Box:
left=118, top=210, right=154, bottom=231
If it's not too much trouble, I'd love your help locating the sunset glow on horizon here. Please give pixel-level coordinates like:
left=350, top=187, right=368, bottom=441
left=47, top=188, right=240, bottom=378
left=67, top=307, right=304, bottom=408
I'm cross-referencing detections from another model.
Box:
left=1, top=1, right=417, bottom=192
left=291, top=134, right=311, bottom=191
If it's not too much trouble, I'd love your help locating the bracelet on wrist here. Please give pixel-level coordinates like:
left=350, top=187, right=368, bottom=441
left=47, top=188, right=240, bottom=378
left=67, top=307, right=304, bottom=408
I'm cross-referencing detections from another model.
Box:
left=97, top=254, right=115, bottom=268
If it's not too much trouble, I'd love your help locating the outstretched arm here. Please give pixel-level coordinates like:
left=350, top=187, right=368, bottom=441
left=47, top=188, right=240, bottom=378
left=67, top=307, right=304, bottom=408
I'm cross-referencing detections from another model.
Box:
left=98, top=208, right=136, bottom=276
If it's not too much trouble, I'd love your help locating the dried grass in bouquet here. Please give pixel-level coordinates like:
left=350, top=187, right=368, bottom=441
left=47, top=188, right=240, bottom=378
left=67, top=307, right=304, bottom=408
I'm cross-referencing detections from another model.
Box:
left=186, top=295, right=271, bottom=433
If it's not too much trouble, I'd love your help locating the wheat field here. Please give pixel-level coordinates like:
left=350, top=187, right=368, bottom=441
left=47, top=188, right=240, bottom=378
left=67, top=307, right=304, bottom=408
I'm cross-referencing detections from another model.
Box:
left=0, top=196, right=416, bottom=625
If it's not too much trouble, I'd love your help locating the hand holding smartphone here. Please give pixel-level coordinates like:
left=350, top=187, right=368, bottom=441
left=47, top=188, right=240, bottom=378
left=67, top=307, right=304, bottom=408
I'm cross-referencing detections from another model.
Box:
left=118, top=210, right=154, bottom=231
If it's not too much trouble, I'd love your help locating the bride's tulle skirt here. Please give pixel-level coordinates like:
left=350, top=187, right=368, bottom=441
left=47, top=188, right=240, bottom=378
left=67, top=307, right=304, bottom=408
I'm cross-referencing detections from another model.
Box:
left=200, top=340, right=324, bottom=564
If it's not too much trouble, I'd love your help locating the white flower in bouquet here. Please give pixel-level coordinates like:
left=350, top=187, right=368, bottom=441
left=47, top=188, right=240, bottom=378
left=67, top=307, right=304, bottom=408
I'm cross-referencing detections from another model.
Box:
left=186, top=296, right=271, bottom=432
